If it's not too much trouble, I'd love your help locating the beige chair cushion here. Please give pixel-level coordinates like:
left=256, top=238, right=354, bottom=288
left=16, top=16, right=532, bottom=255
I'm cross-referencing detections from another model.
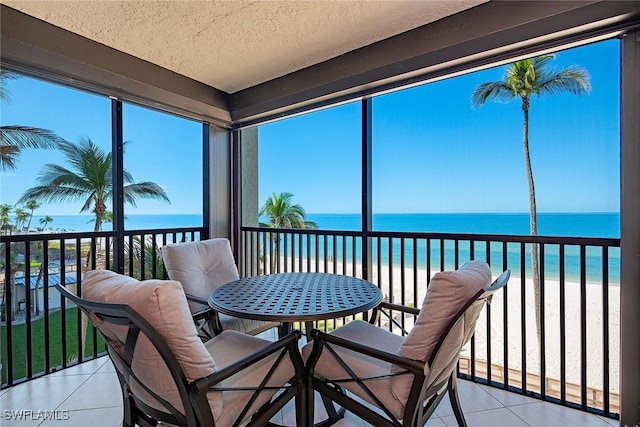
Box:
left=81, top=269, right=223, bottom=416
left=390, top=260, right=492, bottom=403
left=161, top=238, right=240, bottom=313
left=207, top=330, right=296, bottom=427
left=302, top=320, right=406, bottom=420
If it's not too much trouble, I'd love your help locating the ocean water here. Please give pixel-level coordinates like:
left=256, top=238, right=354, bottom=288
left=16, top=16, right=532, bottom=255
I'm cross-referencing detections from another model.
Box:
left=302, top=213, right=620, bottom=284
left=26, top=212, right=620, bottom=283
left=306, top=212, right=620, bottom=238
left=29, top=214, right=204, bottom=232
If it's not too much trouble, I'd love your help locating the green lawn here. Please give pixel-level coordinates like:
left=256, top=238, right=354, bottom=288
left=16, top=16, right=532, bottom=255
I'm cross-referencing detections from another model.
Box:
left=1, top=308, right=106, bottom=384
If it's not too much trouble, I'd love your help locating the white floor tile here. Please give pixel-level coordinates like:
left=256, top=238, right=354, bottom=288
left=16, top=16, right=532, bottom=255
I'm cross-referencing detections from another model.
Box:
left=1, top=374, right=91, bottom=412
left=423, top=417, right=448, bottom=427
left=1, top=366, right=614, bottom=427
left=441, top=407, right=529, bottom=427
left=47, top=358, right=107, bottom=377
left=38, top=407, right=123, bottom=427
left=58, top=373, right=122, bottom=411
left=434, top=380, right=503, bottom=417
left=509, top=402, right=613, bottom=427
left=596, top=414, right=619, bottom=427
left=477, top=384, right=542, bottom=407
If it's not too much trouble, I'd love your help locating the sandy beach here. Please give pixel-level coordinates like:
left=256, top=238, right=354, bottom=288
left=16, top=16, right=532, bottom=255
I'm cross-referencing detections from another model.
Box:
left=269, top=255, right=620, bottom=394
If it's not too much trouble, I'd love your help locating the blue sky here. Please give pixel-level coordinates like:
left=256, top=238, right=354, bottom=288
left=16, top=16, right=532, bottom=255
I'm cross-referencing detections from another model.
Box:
left=1, top=81, right=202, bottom=215
left=1, top=39, right=620, bottom=217
left=258, top=39, right=620, bottom=214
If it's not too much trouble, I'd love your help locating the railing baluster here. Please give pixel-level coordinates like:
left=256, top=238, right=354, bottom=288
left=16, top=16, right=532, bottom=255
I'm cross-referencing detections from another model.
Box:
left=60, top=238, right=67, bottom=370
left=520, top=241, right=527, bottom=393
left=43, top=241, right=51, bottom=373
left=486, top=239, right=492, bottom=385
left=560, top=244, right=567, bottom=403
left=502, top=240, right=509, bottom=389
left=602, top=246, right=610, bottom=415
left=580, top=244, right=587, bottom=410
left=25, top=241, right=32, bottom=379
left=76, top=237, right=82, bottom=362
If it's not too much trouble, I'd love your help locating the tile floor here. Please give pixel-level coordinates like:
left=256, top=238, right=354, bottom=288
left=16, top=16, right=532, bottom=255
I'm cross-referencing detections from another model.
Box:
left=1, top=329, right=619, bottom=427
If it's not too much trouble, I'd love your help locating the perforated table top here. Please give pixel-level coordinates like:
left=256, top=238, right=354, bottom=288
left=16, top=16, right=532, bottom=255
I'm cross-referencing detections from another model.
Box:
left=208, top=272, right=383, bottom=323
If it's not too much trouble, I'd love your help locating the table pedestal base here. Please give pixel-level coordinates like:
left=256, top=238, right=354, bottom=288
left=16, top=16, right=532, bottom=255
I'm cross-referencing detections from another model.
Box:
left=265, top=390, right=346, bottom=427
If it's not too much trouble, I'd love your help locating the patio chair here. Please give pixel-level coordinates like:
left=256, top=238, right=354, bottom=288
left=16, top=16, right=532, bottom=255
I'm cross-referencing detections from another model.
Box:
left=55, top=269, right=305, bottom=427
left=303, top=261, right=510, bottom=427
left=161, top=238, right=279, bottom=339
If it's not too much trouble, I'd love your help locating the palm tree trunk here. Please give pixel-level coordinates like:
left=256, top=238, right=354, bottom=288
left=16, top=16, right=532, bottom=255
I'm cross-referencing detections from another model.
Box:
left=522, top=98, right=542, bottom=350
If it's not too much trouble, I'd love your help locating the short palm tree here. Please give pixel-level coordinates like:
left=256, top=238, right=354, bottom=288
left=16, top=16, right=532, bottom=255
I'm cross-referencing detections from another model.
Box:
left=0, top=70, right=66, bottom=171
left=472, top=54, right=591, bottom=344
left=18, top=137, right=170, bottom=233
left=259, top=192, right=317, bottom=272
left=39, top=216, right=53, bottom=230
left=260, top=192, right=317, bottom=229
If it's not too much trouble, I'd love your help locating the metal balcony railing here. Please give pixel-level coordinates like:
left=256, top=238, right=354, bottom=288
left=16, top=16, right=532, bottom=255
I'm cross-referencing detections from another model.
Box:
left=0, top=227, right=204, bottom=388
left=240, top=226, right=620, bottom=420
left=1, top=226, right=621, bottom=421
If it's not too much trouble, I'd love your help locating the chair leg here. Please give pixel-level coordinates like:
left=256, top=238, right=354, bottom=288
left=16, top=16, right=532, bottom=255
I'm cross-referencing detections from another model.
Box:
left=448, top=374, right=467, bottom=427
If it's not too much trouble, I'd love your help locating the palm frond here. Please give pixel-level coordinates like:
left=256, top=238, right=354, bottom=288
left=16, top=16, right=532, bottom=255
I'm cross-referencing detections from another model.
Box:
left=122, top=182, right=170, bottom=207
left=0, top=144, right=19, bottom=170
left=17, top=185, right=89, bottom=206
left=0, top=126, right=66, bottom=150
left=471, top=82, right=515, bottom=106
left=0, top=70, right=19, bottom=105
left=536, top=66, right=591, bottom=97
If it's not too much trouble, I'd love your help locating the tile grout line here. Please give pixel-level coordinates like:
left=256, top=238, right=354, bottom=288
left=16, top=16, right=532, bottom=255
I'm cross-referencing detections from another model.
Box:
left=505, top=405, right=534, bottom=427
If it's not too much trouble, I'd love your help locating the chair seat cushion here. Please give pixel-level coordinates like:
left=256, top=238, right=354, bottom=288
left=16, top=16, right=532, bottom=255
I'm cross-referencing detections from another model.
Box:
left=206, top=330, right=296, bottom=427
left=219, top=313, right=280, bottom=335
left=302, top=320, right=406, bottom=419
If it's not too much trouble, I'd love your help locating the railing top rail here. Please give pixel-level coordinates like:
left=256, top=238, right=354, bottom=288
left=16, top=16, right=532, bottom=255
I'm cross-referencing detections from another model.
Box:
left=0, top=227, right=206, bottom=243
left=240, top=226, right=620, bottom=247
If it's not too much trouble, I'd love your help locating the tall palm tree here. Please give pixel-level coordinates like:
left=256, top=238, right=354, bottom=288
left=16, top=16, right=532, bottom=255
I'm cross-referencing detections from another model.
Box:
left=13, top=208, right=28, bottom=231
left=472, top=54, right=591, bottom=343
left=0, top=204, right=12, bottom=234
left=25, top=200, right=40, bottom=229
left=259, top=192, right=317, bottom=272
left=0, top=70, right=65, bottom=170
left=17, top=137, right=170, bottom=233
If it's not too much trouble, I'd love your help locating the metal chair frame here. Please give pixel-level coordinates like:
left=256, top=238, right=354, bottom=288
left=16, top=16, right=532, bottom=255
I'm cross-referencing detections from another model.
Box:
left=55, top=284, right=305, bottom=427
left=306, top=270, right=510, bottom=427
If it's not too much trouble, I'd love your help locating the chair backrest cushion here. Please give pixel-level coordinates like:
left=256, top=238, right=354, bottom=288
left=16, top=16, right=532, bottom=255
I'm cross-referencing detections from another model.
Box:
left=161, top=238, right=240, bottom=313
left=82, top=269, right=221, bottom=415
left=390, top=260, right=492, bottom=403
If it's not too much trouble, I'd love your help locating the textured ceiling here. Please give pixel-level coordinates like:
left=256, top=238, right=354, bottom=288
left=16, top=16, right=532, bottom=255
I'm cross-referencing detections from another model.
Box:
left=2, top=0, right=487, bottom=93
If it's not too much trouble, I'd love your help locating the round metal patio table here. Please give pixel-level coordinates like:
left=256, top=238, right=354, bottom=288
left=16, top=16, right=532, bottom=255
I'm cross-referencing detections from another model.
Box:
left=208, top=272, right=383, bottom=337
left=209, top=272, right=383, bottom=426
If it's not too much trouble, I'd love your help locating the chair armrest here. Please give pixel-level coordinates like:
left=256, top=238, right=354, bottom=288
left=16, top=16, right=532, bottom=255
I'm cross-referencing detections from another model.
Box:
left=185, top=293, right=210, bottom=307
left=309, top=329, right=424, bottom=374
left=369, top=301, right=420, bottom=332
left=377, top=301, right=420, bottom=316
left=191, top=330, right=303, bottom=393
